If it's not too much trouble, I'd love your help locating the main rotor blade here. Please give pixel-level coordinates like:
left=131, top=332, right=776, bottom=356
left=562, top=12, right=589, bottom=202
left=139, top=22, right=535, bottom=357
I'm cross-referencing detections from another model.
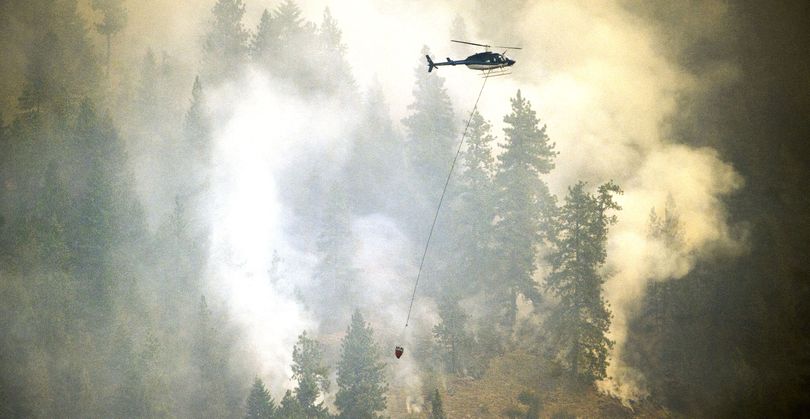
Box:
left=493, top=45, right=522, bottom=50
left=451, top=39, right=491, bottom=48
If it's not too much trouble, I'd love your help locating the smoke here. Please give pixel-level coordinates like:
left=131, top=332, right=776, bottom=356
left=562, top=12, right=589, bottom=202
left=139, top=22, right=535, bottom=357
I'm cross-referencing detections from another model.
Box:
left=203, top=68, right=356, bottom=393
left=481, top=0, right=746, bottom=401
left=116, top=0, right=746, bottom=404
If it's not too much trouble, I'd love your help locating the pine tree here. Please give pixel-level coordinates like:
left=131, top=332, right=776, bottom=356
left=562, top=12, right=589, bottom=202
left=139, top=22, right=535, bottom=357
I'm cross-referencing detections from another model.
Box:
left=445, top=110, right=497, bottom=296
left=491, top=90, right=557, bottom=327
left=71, top=100, right=129, bottom=320
left=90, top=0, right=127, bottom=77
left=432, top=297, right=472, bottom=375
left=184, top=76, right=210, bottom=152
left=291, top=332, right=330, bottom=418
left=274, top=0, right=305, bottom=43
left=546, top=181, right=621, bottom=383
left=402, top=46, right=457, bottom=199
left=245, top=378, right=275, bottom=419
left=336, top=310, right=388, bottom=419
left=277, top=390, right=306, bottom=418
left=346, top=82, right=405, bottom=214
left=429, top=389, right=447, bottom=419
left=250, top=9, right=278, bottom=70
left=203, top=0, right=249, bottom=84
left=316, top=7, right=353, bottom=92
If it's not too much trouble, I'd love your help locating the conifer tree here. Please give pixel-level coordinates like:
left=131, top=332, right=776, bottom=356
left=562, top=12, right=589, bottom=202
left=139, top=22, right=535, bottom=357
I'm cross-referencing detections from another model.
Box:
left=316, top=7, right=353, bottom=92
left=91, top=0, right=127, bottom=77
left=433, top=297, right=472, bottom=375
left=185, top=76, right=210, bottom=152
left=445, top=110, right=497, bottom=296
left=491, top=90, right=557, bottom=327
left=402, top=46, right=457, bottom=199
left=250, top=10, right=278, bottom=70
left=277, top=390, right=306, bottom=418
left=546, top=181, right=621, bottom=383
left=203, top=0, right=249, bottom=84
left=336, top=310, right=387, bottom=419
left=245, top=378, right=275, bottom=419
left=346, top=82, right=404, bottom=214
left=291, top=332, right=330, bottom=418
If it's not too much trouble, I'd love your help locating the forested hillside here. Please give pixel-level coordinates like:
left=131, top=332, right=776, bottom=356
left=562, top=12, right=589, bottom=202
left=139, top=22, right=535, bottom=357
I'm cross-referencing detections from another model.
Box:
left=1, top=1, right=808, bottom=418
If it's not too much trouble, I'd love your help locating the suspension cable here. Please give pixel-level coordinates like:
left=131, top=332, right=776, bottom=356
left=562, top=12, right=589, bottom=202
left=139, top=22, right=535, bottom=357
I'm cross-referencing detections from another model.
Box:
left=405, top=74, right=490, bottom=328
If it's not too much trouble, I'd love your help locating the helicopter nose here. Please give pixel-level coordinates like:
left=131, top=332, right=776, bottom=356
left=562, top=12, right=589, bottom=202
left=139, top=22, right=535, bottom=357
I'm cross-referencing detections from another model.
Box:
left=508, top=58, right=516, bottom=66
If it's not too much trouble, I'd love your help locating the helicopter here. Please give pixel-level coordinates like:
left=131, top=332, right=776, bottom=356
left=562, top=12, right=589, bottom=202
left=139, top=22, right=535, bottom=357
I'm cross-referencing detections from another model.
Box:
left=426, top=40, right=521, bottom=75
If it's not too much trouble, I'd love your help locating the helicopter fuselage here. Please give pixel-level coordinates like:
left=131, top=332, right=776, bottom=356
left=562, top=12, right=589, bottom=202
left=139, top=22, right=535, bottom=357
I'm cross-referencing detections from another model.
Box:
left=426, top=51, right=515, bottom=73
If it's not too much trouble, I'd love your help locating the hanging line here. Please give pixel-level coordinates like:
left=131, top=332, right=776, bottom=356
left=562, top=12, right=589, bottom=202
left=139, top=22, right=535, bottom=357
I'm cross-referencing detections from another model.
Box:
left=404, top=73, right=490, bottom=329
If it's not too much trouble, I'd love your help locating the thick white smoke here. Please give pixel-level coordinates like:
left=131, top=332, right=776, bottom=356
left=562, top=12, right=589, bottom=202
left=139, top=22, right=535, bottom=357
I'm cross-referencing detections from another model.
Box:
left=204, top=68, right=356, bottom=393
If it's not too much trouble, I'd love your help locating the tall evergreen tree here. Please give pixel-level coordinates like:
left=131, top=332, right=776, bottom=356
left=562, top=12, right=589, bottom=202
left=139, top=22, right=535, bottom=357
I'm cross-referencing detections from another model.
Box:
left=443, top=110, right=497, bottom=297
left=545, top=181, right=621, bottom=383
left=316, top=7, right=353, bottom=92
left=250, top=9, right=278, bottom=71
left=346, top=82, right=405, bottom=214
left=70, top=100, right=129, bottom=320
left=491, top=90, right=557, bottom=327
left=402, top=46, right=457, bottom=201
left=203, top=0, right=249, bottom=84
left=90, top=0, right=127, bottom=77
left=432, top=297, right=472, bottom=375
left=245, top=378, right=275, bottom=419
left=291, top=332, right=330, bottom=418
left=335, top=310, right=387, bottom=419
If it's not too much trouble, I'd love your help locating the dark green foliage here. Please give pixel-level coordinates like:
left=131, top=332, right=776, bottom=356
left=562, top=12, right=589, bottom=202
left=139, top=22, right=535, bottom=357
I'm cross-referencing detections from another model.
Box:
left=491, top=90, right=557, bottom=327
left=433, top=297, right=472, bottom=375
left=291, top=332, right=331, bottom=418
left=15, top=1, right=100, bottom=114
left=443, top=110, right=497, bottom=297
left=546, top=181, right=621, bottom=383
left=336, top=310, right=387, bottom=419
left=277, top=389, right=307, bottom=419
left=245, top=378, right=275, bottom=419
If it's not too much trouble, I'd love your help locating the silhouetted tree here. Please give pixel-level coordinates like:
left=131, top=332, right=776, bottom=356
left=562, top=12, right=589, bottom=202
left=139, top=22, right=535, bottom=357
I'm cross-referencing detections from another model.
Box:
left=336, top=310, right=387, bottom=418
left=546, top=181, right=621, bottom=383
left=203, top=0, right=249, bottom=84
left=245, top=378, right=275, bottom=419
left=291, top=332, right=330, bottom=418
left=433, top=297, right=472, bottom=375
left=91, top=0, right=127, bottom=77
left=402, top=46, right=457, bottom=199
left=491, top=90, right=557, bottom=327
